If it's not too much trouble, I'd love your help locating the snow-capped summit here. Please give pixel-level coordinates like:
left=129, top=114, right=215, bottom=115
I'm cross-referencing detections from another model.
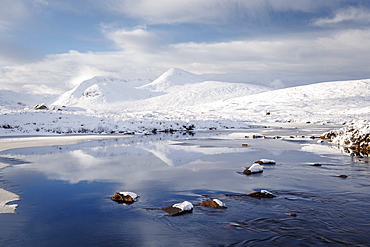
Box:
left=139, top=68, right=205, bottom=92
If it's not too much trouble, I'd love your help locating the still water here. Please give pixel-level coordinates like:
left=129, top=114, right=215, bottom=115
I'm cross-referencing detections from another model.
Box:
left=1, top=125, right=370, bottom=246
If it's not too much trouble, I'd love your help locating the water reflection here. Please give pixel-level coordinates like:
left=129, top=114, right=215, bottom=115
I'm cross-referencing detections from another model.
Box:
left=0, top=130, right=370, bottom=246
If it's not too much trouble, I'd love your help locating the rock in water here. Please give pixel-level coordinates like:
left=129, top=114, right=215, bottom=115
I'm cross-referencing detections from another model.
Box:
left=246, top=190, right=276, bottom=198
left=242, top=163, right=263, bottom=175
left=162, top=201, right=193, bottom=216
left=335, top=174, right=348, bottom=178
left=200, top=199, right=227, bottom=209
left=110, top=191, right=138, bottom=204
left=254, top=159, right=276, bottom=164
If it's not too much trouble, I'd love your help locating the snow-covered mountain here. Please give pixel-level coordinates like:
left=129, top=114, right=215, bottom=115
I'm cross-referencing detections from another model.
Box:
left=1, top=67, right=370, bottom=135
left=51, top=68, right=270, bottom=112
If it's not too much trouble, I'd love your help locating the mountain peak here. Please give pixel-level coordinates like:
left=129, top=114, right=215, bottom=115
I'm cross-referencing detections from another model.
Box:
left=139, top=68, right=205, bottom=92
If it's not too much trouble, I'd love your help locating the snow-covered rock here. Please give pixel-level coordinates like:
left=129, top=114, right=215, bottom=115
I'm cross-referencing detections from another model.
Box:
left=242, top=163, right=264, bottom=175
left=162, top=200, right=193, bottom=216
left=110, top=191, right=139, bottom=204
left=200, top=199, right=227, bottom=209
left=255, top=159, right=276, bottom=164
left=246, top=190, right=276, bottom=198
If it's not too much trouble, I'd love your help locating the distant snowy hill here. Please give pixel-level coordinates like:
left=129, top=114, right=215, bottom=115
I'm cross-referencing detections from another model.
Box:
left=52, top=76, right=156, bottom=108
left=0, top=90, right=56, bottom=110
left=139, top=68, right=205, bottom=92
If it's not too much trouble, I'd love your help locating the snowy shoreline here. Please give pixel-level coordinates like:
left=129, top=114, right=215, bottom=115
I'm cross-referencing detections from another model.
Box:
left=0, top=134, right=130, bottom=155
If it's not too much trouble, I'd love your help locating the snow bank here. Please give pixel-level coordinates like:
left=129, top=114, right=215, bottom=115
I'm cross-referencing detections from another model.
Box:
left=0, top=188, right=19, bottom=214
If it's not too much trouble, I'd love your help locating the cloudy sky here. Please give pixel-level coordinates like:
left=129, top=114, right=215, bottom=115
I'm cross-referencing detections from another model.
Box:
left=1, top=0, right=370, bottom=94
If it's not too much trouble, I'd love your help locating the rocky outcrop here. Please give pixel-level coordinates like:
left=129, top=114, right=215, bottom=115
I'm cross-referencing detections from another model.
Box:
left=321, top=123, right=370, bottom=156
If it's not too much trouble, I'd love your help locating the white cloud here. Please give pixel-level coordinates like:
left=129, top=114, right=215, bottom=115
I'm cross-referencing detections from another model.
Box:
left=313, top=7, right=370, bottom=26
left=1, top=28, right=370, bottom=94
left=101, top=26, right=163, bottom=52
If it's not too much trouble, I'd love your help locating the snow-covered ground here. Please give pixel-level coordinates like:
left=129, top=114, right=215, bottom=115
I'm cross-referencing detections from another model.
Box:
left=1, top=68, right=369, bottom=135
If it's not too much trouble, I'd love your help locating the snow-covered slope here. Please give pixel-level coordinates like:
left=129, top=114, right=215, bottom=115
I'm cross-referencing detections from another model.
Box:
left=52, top=76, right=156, bottom=108
left=139, top=68, right=205, bottom=92
left=189, top=78, right=370, bottom=123
left=0, top=90, right=56, bottom=110
left=130, top=80, right=270, bottom=111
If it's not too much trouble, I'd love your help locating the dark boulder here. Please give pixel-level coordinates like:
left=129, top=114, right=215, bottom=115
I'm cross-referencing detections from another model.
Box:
left=246, top=190, right=276, bottom=198
left=162, top=201, right=193, bottom=216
